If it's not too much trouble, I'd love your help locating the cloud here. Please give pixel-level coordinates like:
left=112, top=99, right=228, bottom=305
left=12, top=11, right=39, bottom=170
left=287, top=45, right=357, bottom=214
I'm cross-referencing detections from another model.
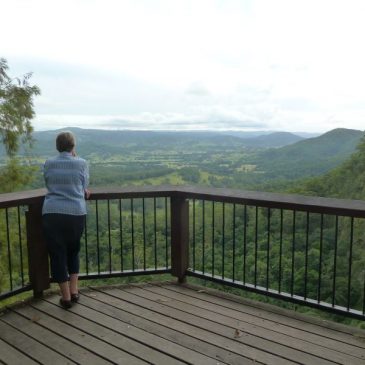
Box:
left=34, top=107, right=268, bottom=131
left=4, top=1, right=365, bottom=134
left=185, top=82, right=210, bottom=96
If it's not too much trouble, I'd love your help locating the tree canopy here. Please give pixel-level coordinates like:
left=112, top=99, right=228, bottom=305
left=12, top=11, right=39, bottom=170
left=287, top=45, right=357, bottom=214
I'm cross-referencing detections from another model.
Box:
left=0, top=58, right=40, bottom=157
left=0, top=58, right=40, bottom=192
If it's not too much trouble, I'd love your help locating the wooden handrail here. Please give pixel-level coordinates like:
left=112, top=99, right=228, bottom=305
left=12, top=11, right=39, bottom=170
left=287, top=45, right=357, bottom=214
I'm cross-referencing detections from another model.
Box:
left=0, top=188, right=46, bottom=208
left=176, top=186, right=365, bottom=218
left=1, top=185, right=365, bottom=217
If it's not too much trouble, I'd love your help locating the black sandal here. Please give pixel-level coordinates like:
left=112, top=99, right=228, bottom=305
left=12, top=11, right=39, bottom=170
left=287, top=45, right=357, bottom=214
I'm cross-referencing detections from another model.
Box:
left=59, top=298, right=72, bottom=309
left=71, top=293, right=79, bottom=303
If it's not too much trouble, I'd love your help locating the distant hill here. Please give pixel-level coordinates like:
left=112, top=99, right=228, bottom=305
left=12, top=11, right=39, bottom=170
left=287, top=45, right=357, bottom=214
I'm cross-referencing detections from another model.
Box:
left=4, top=128, right=308, bottom=158
left=221, top=131, right=319, bottom=139
left=294, top=134, right=365, bottom=199
left=240, top=132, right=304, bottom=148
left=27, top=128, right=246, bottom=157
left=254, top=128, right=364, bottom=179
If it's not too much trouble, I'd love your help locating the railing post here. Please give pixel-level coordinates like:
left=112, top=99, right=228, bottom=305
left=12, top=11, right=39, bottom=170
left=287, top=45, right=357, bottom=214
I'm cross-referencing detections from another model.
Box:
left=26, top=201, right=50, bottom=297
left=171, top=196, right=189, bottom=283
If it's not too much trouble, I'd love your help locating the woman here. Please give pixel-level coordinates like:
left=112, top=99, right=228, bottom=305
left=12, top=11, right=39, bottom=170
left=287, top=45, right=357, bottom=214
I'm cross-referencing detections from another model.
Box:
left=42, top=131, right=90, bottom=309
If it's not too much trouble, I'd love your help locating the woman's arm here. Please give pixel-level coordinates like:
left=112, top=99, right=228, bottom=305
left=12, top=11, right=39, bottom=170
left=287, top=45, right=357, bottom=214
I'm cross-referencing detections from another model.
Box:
left=82, top=161, right=90, bottom=199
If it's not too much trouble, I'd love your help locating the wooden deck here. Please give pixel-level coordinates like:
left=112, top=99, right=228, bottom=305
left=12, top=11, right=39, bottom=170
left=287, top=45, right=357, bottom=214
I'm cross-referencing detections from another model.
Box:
left=0, top=282, right=365, bottom=365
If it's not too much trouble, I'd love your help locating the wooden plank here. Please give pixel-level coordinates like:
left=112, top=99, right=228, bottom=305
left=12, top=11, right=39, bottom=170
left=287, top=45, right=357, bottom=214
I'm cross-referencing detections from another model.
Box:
left=0, top=338, right=38, bottom=365
left=45, top=294, right=222, bottom=365
left=172, top=283, right=365, bottom=347
left=80, top=291, right=245, bottom=365
left=114, top=286, right=341, bottom=365
left=1, top=311, right=112, bottom=365
left=125, top=285, right=357, bottom=365
left=0, top=320, right=75, bottom=364
left=13, top=304, right=146, bottom=365
left=143, top=284, right=365, bottom=363
left=33, top=298, right=183, bottom=365
left=95, top=287, right=297, bottom=365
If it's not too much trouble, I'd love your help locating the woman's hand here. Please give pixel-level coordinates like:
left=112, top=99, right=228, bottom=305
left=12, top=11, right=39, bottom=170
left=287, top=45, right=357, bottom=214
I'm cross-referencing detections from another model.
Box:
left=84, top=189, right=91, bottom=199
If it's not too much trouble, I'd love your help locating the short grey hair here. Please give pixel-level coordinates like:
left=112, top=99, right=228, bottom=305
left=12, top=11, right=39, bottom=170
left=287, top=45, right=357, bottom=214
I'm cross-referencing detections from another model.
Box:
left=56, top=131, right=75, bottom=152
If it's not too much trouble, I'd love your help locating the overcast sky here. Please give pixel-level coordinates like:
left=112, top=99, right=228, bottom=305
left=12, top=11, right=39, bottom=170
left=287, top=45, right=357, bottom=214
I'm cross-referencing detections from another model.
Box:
left=2, top=0, right=365, bottom=132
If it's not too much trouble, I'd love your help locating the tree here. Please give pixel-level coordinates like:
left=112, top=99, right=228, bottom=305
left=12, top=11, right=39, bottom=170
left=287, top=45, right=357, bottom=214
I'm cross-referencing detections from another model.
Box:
left=0, top=58, right=40, bottom=192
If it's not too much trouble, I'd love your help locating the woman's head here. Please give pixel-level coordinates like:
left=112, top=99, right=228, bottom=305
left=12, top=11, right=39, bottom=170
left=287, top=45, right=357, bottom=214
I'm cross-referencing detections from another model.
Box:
left=56, top=131, right=75, bottom=153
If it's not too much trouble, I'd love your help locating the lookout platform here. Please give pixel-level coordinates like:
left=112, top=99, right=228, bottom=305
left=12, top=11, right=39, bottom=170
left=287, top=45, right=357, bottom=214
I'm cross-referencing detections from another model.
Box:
left=1, top=282, right=365, bottom=365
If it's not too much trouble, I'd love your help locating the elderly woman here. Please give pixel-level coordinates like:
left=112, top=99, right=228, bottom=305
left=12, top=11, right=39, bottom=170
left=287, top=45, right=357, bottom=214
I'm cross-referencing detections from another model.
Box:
left=42, top=131, right=90, bottom=309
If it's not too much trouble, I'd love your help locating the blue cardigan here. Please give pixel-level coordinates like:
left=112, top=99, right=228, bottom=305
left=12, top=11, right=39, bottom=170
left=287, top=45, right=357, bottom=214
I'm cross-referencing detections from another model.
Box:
left=42, top=152, right=89, bottom=216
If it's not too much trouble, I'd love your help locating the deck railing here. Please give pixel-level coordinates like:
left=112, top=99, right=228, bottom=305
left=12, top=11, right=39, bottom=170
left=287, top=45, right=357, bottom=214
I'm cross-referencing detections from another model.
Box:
left=1, top=186, right=365, bottom=320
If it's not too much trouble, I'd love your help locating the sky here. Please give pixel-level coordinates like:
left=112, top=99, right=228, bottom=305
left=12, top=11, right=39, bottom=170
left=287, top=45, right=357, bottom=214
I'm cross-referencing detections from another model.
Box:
left=2, top=0, right=365, bottom=133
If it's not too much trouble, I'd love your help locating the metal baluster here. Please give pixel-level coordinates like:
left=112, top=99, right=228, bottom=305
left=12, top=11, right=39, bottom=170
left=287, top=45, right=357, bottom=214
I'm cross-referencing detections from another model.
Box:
left=291, top=210, right=296, bottom=296
left=347, top=217, right=354, bottom=310
left=254, top=206, right=258, bottom=287
left=107, top=200, right=112, bottom=273
left=212, top=201, right=215, bottom=277
left=165, top=197, right=168, bottom=268
left=154, top=197, right=157, bottom=270
left=5, top=208, right=13, bottom=290
left=232, top=204, right=236, bottom=282
left=192, top=199, right=196, bottom=271
left=119, top=199, right=123, bottom=272
left=96, top=200, right=100, bottom=274
left=266, top=208, right=271, bottom=290
left=131, top=198, right=135, bottom=271
left=84, top=213, right=89, bottom=275
left=243, top=205, right=247, bottom=284
left=202, top=200, right=205, bottom=274
left=222, top=202, right=225, bottom=279
left=278, top=209, right=283, bottom=293
left=363, top=269, right=365, bottom=315
left=318, top=214, right=324, bottom=303
left=304, top=212, right=309, bottom=299
left=332, top=215, right=338, bottom=307
left=17, top=206, right=24, bottom=286
left=142, top=198, right=146, bottom=271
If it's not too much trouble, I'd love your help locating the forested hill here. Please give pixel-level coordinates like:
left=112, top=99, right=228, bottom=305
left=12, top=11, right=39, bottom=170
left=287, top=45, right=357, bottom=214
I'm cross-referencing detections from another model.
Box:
left=254, top=128, right=364, bottom=179
left=22, top=128, right=305, bottom=157
left=293, top=134, right=365, bottom=200
left=239, top=132, right=304, bottom=148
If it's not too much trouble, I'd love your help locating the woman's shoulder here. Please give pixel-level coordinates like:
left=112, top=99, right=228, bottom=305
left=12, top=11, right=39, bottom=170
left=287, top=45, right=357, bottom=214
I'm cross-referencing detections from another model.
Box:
left=44, top=155, right=87, bottom=168
left=44, top=156, right=58, bottom=165
left=74, top=156, right=87, bottom=164
left=73, top=157, right=88, bottom=170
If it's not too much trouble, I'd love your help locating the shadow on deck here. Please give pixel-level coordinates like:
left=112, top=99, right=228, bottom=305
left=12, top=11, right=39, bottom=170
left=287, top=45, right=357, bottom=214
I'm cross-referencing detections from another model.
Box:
left=1, top=282, right=365, bottom=365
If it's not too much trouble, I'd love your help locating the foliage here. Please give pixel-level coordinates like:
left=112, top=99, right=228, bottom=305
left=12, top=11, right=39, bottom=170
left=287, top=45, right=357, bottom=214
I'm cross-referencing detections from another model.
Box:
left=293, top=134, right=365, bottom=199
left=255, top=128, right=364, bottom=179
left=0, top=58, right=40, bottom=156
left=0, top=158, right=37, bottom=193
left=0, top=58, right=40, bottom=192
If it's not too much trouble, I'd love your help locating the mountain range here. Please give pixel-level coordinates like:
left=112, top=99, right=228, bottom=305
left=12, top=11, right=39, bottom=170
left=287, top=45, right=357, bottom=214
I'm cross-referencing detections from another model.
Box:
left=1, top=127, right=364, bottom=188
left=253, top=128, right=364, bottom=179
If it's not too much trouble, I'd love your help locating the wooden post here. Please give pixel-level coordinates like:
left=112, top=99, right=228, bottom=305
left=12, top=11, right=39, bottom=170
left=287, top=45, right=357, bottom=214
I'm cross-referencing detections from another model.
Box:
left=26, top=201, right=50, bottom=297
left=171, top=196, right=189, bottom=283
